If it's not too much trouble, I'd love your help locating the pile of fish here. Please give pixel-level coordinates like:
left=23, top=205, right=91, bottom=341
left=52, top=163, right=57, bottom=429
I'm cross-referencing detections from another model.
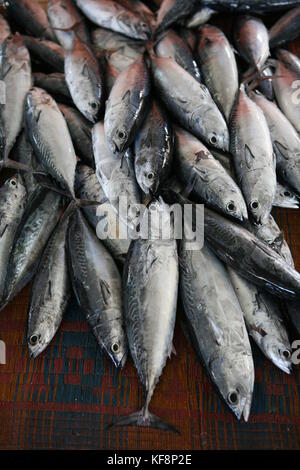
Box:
left=1, top=0, right=300, bottom=432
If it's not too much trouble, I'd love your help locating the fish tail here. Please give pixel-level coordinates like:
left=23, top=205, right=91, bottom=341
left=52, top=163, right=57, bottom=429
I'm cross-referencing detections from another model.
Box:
left=108, top=406, right=179, bottom=434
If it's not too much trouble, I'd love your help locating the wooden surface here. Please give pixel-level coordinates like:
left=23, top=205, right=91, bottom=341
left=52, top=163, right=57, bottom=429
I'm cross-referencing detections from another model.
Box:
left=1, top=1, right=300, bottom=451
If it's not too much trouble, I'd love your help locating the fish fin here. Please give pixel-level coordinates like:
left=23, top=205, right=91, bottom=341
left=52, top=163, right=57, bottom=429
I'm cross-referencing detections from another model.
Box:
left=0, top=224, right=8, bottom=239
left=168, top=343, right=177, bottom=358
left=108, top=410, right=179, bottom=434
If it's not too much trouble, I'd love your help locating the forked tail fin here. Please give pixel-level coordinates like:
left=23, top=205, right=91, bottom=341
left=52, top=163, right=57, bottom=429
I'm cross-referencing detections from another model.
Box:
left=108, top=408, right=179, bottom=434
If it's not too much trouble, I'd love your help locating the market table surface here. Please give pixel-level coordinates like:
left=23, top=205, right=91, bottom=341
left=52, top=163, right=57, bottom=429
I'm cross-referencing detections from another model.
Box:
left=0, top=2, right=300, bottom=450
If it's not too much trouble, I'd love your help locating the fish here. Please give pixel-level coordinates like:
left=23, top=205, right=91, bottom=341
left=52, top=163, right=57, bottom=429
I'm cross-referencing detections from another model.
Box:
left=180, top=239, right=254, bottom=421
left=250, top=90, right=300, bottom=195
left=4, top=0, right=56, bottom=41
left=228, top=268, right=292, bottom=374
left=275, top=48, right=300, bottom=75
left=67, top=209, right=128, bottom=368
left=117, top=197, right=179, bottom=431
left=13, top=130, right=43, bottom=197
left=65, top=36, right=103, bottom=123
left=0, top=34, right=32, bottom=163
left=197, top=24, right=239, bottom=121
left=48, top=0, right=90, bottom=50
left=272, top=59, right=300, bottom=133
left=27, top=216, right=70, bottom=358
left=25, top=87, right=77, bottom=198
left=174, top=126, right=247, bottom=220
left=269, top=6, right=300, bottom=49
left=234, top=16, right=269, bottom=72
left=74, top=0, right=151, bottom=41
left=92, top=26, right=145, bottom=52
left=151, top=54, right=229, bottom=152
left=104, top=54, right=150, bottom=155
left=134, top=100, right=173, bottom=195
left=0, top=175, right=27, bottom=301
left=58, top=104, right=94, bottom=168
left=155, top=29, right=201, bottom=81
left=203, top=206, right=300, bottom=300
left=33, top=72, right=71, bottom=100
left=274, top=182, right=299, bottom=209
left=156, top=0, right=198, bottom=34
left=185, top=7, right=216, bottom=28
left=22, top=35, right=65, bottom=72
left=0, top=14, right=11, bottom=46
left=118, top=0, right=156, bottom=29
left=200, top=1, right=300, bottom=13
left=92, top=121, right=141, bottom=231
left=230, top=84, right=276, bottom=224
left=1, top=187, right=62, bottom=310
left=107, top=45, right=144, bottom=73
left=75, top=163, right=130, bottom=263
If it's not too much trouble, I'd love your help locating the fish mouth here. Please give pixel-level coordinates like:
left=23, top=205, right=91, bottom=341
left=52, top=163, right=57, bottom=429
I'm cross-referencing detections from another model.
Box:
left=109, top=351, right=128, bottom=369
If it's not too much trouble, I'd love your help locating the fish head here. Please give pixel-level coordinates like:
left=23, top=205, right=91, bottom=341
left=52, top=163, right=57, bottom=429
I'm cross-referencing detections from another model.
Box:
left=223, top=194, right=248, bottom=221
left=132, top=17, right=151, bottom=41
left=27, top=320, right=57, bottom=358
left=248, top=192, right=274, bottom=225
left=135, top=160, right=160, bottom=196
left=81, top=97, right=101, bottom=124
left=102, top=319, right=128, bottom=369
left=209, top=352, right=254, bottom=421
left=207, top=128, right=229, bottom=153
left=260, top=335, right=292, bottom=374
left=0, top=174, right=27, bottom=226
left=107, top=124, right=130, bottom=155
left=26, top=87, right=55, bottom=117
left=145, top=197, right=176, bottom=240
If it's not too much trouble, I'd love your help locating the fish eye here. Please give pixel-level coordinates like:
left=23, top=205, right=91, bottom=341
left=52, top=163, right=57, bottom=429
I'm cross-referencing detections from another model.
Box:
left=147, top=172, right=154, bottom=180
left=227, top=390, right=239, bottom=405
left=117, top=130, right=126, bottom=140
left=29, top=334, right=39, bottom=346
left=10, top=179, right=17, bottom=187
left=250, top=200, right=259, bottom=210
left=226, top=202, right=236, bottom=212
left=90, top=102, right=98, bottom=110
left=284, top=191, right=291, bottom=197
left=111, top=343, right=119, bottom=353
left=281, top=349, right=291, bottom=360
left=209, top=135, right=217, bottom=146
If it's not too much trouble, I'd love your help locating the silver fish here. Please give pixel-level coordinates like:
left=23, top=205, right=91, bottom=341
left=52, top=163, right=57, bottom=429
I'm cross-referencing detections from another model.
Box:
left=65, top=36, right=103, bottom=123
left=274, top=182, right=299, bottom=209
left=25, top=87, right=77, bottom=197
left=201, top=0, right=300, bottom=13
left=1, top=188, right=62, bottom=310
left=180, top=239, right=254, bottom=421
left=58, top=104, right=94, bottom=168
left=197, top=24, right=239, bottom=121
left=234, top=15, right=269, bottom=71
left=155, top=29, right=201, bottom=82
left=68, top=209, right=128, bottom=368
left=104, top=54, right=150, bottom=155
left=75, top=0, right=151, bottom=40
left=251, top=90, right=300, bottom=195
left=75, top=163, right=130, bottom=262
left=0, top=34, right=32, bottom=162
left=33, top=72, right=71, bottom=99
left=13, top=130, right=43, bottom=197
left=27, top=216, right=70, bottom=358
left=156, top=0, right=198, bottom=34
left=92, top=121, right=141, bottom=231
left=48, top=0, right=90, bottom=50
left=151, top=54, right=229, bottom=151
left=228, top=268, right=292, bottom=374
left=174, top=126, right=247, bottom=220
left=230, top=84, right=276, bottom=224
left=0, top=175, right=27, bottom=301
left=4, top=0, right=56, bottom=41
left=203, top=207, right=300, bottom=300
left=269, top=6, right=300, bottom=49
left=22, top=35, right=65, bottom=72
left=272, top=59, right=300, bottom=132
left=118, top=197, right=179, bottom=431
left=134, top=100, right=173, bottom=195
left=275, top=48, right=300, bottom=76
